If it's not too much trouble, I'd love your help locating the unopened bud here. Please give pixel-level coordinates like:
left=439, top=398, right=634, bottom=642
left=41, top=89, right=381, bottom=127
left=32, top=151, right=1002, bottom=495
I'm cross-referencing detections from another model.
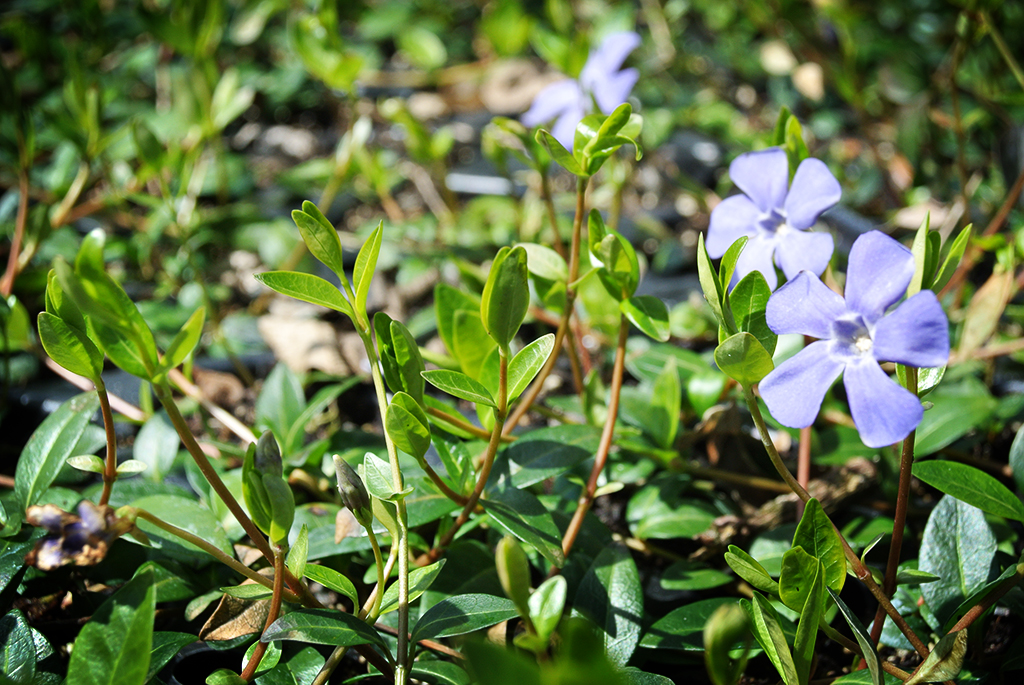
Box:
left=703, top=602, right=751, bottom=685
left=496, top=535, right=532, bottom=619
left=255, top=431, right=283, bottom=477
left=333, top=455, right=372, bottom=525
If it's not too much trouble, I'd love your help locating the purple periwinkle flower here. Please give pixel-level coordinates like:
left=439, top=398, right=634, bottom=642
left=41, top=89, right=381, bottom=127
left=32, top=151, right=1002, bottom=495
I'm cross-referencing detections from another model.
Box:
left=521, top=31, right=640, bottom=150
left=758, top=231, right=949, bottom=448
left=25, top=500, right=132, bottom=571
left=708, top=148, right=840, bottom=290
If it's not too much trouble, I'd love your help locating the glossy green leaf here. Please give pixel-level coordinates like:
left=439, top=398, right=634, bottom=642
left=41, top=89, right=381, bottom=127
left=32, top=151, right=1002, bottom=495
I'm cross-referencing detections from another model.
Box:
left=379, top=560, right=446, bottom=615
left=411, top=661, right=471, bottom=685
left=792, top=499, right=846, bottom=591
left=116, top=460, right=147, bottom=475
left=518, top=243, right=567, bottom=283
left=648, top=358, right=681, bottom=449
left=703, top=603, right=752, bottom=685
left=292, top=203, right=346, bottom=280
left=15, top=392, right=100, bottom=510
left=660, top=560, right=732, bottom=591
left=913, top=460, right=1024, bottom=522
left=574, top=544, right=643, bottom=666
left=37, top=312, right=103, bottom=380
left=793, top=557, right=824, bottom=685
left=697, top=234, right=725, bottom=327
left=909, top=214, right=933, bottom=297
left=302, top=564, right=359, bottom=606
left=161, top=306, right=206, bottom=371
left=481, top=246, right=530, bottom=351
left=254, top=271, right=353, bottom=319
left=499, top=424, right=600, bottom=489
left=718, top=236, right=749, bottom=299
left=919, top=495, right=996, bottom=624
left=255, top=363, right=305, bottom=450
left=535, top=129, right=584, bottom=176
left=640, top=596, right=737, bottom=652
left=729, top=271, right=776, bottom=356
left=914, top=377, right=996, bottom=456
left=385, top=391, right=431, bottom=461
left=622, top=295, right=670, bottom=342
left=714, top=332, right=774, bottom=386
left=435, top=283, right=481, bottom=359
left=0, top=610, right=36, bottom=685
left=145, top=632, right=198, bottom=684
left=133, top=412, right=179, bottom=482
left=931, top=224, right=972, bottom=293
left=779, top=547, right=822, bottom=613
left=286, top=525, right=308, bottom=579
left=422, top=369, right=496, bottom=407
left=529, top=575, right=567, bottom=642
left=353, top=221, right=383, bottom=320
left=261, top=608, right=386, bottom=648
left=453, top=309, right=497, bottom=380
left=481, top=487, right=564, bottom=568
left=1010, top=424, right=1024, bottom=495
left=389, top=319, right=425, bottom=403
left=131, top=495, right=234, bottom=560
left=828, top=588, right=882, bottom=685
left=66, top=567, right=154, bottom=685
left=411, top=594, right=518, bottom=643
left=363, top=452, right=401, bottom=501
left=67, top=454, right=104, bottom=474
left=507, top=334, right=555, bottom=402
left=219, top=584, right=273, bottom=600
left=626, top=480, right=718, bottom=540
left=895, top=364, right=945, bottom=398
left=747, top=593, right=798, bottom=685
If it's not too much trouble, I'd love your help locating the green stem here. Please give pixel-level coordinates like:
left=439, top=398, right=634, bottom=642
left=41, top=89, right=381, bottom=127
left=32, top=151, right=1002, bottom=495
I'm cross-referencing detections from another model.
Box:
left=426, top=405, right=515, bottom=443
left=96, top=378, right=118, bottom=507
left=133, top=509, right=300, bottom=603
left=504, top=176, right=588, bottom=432
left=241, top=546, right=286, bottom=682
left=818, top=621, right=910, bottom=681
left=560, top=313, right=628, bottom=559
left=361, top=527, right=388, bottom=621
left=870, top=366, right=918, bottom=645
left=741, top=385, right=930, bottom=658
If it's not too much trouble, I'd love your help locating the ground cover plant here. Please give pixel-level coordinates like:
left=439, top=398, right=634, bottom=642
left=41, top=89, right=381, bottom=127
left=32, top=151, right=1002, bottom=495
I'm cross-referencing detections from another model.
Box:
left=2, top=1, right=1024, bottom=684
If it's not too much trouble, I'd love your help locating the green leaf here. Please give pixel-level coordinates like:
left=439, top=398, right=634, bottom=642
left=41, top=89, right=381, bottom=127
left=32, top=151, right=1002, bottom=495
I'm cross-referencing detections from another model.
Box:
left=784, top=116, right=809, bottom=169
left=714, top=332, right=774, bottom=386
left=481, top=488, right=564, bottom=568
left=453, top=310, right=498, bottom=380
left=116, top=460, right=147, bottom=476
left=660, top=560, right=732, bottom=591
left=747, top=593, right=798, bottom=685
left=718, top=236, right=749, bottom=298
left=422, top=370, right=496, bottom=407
left=363, top=452, right=400, bottom=501
left=913, top=460, right=1024, bottom=522
left=535, top=129, right=584, bottom=176
left=914, top=377, right=996, bottom=456
left=66, top=567, right=155, bottom=685
left=0, top=610, right=36, bottom=685
left=771, top=107, right=792, bottom=147
left=292, top=203, right=346, bottom=281
left=254, top=271, right=353, bottom=319
left=385, top=392, right=432, bottom=461
left=481, top=246, right=530, bottom=351
left=389, top=319, right=426, bottom=403
left=697, top=234, right=725, bottom=327
left=909, top=214, right=932, bottom=297
left=904, top=630, right=967, bottom=685
left=130, top=495, right=234, bottom=560
left=507, top=334, right=555, bottom=402
left=302, top=564, right=359, bottom=606
left=792, top=559, right=824, bottom=685
left=133, top=412, right=180, bottom=481
left=1011, top=424, right=1024, bottom=495
left=435, top=284, right=481, bottom=359
left=828, top=588, right=882, bottom=685
left=729, top=271, right=776, bottom=356
left=626, top=480, right=717, bottom=540
left=640, top=597, right=735, bottom=652
left=260, top=608, right=386, bottom=648
left=778, top=547, right=822, bottom=613
left=703, top=603, right=752, bottom=685
left=411, top=594, right=518, bottom=643
left=37, top=312, right=103, bottom=380
left=919, top=495, right=996, bottom=624
left=896, top=364, right=945, bottom=398
left=286, top=525, right=308, bottom=579
left=67, top=454, right=105, bottom=474
left=648, top=358, right=681, bottom=449
left=411, top=661, right=471, bottom=685
left=499, top=424, right=600, bottom=489
left=161, top=306, right=206, bottom=371
left=219, top=584, right=273, bottom=600
left=255, top=363, right=306, bottom=450
left=353, top=221, right=383, bottom=320
left=931, top=224, right=972, bottom=293
left=14, top=392, right=100, bottom=511
left=725, top=546, right=779, bottom=595
left=621, top=296, right=670, bottom=342
left=573, top=544, right=643, bottom=665
left=792, top=499, right=846, bottom=591
left=518, top=243, right=567, bottom=283
left=528, top=575, right=566, bottom=642
left=145, top=632, right=198, bottom=684
left=379, top=559, right=446, bottom=615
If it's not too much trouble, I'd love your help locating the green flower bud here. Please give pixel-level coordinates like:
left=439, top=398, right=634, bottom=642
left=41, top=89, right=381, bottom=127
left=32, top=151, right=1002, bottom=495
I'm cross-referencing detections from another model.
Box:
left=243, top=432, right=294, bottom=544
left=495, top=535, right=532, bottom=619
left=333, top=454, right=372, bottom=526
left=703, top=602, right=751, bottom=685
left=255, top=431, right=283, bottom=477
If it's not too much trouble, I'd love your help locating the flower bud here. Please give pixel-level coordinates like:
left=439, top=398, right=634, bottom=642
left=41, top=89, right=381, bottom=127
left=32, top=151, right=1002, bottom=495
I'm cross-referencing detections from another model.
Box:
left=495, top=535, right=532, bottom=619
left=703, top=602, right=751, bottom=685
left=255, top=431, right=283, bottom=477
left=243, top=433, right=294, bottom=544
left=333, top=455, right=372, bottom=526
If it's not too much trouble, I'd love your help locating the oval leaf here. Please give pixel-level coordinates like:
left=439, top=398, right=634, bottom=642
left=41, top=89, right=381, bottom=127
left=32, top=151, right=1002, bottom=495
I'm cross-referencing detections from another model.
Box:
left=411, top=594, right=518, bottom=643
left=421, top=370, right=496, bottom=408
left=621, top=296, right=670, bottom=342
left=507, top=334, right=555, bottom=402
left=912, top=460, right=1024, bottom=522
left=714, top=332, right=774, bottom=386
left=254, top=271, right=353, bottom=319
left=261, top=608, right=386, bottom=648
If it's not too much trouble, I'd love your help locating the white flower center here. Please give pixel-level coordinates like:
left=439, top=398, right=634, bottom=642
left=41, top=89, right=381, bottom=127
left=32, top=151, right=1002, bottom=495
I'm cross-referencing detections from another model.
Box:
left=854, top=333, right=873, bottom=354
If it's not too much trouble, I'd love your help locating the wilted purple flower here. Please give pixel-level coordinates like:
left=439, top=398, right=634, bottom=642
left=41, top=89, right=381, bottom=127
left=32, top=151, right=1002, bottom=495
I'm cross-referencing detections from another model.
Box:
left=707, top=148, right=840, bottom=290
left=758, top=231, right=949, bottom=448
left=521, top=31, right=640, bottom=149
left=25, top=500, right=132, bottom=571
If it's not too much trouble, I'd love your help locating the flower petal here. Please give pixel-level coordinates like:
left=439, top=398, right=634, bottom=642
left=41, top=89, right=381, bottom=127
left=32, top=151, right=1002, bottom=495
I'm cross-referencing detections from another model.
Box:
left=580, top=31, right=641, bottom=87
left=844, top=359, right=923, bottom=448
left=729, top=148, right=789, bottom=214
left=872, top=290, right=950, bottom=367
left=784, top=158, right=841, bottom=230
left=521, top=80, right=581, bottom=128
left=759, top=341, right=844, bottom=428
left=774, top=228, right=834, bottom=281
left=766, top=272, right=846, bottom=338
left=706, top=195, right=760, bottom=258
left=844, top=231, right=915, bottom=324
left=733, top=233, right=779, bottom=290
left=550, top=104, right=586, bottom=151
left=592, top=68, right=638, bottom=114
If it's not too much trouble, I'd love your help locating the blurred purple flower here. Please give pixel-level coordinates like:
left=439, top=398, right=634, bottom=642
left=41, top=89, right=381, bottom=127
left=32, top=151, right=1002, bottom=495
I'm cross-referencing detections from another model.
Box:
left=25, top=500, right=132, bottom=571
left=707, top=148, right=840, bottom=290
left=521, top=31, right=640, bottom=150
left=758, top=231, right=949, bottom=448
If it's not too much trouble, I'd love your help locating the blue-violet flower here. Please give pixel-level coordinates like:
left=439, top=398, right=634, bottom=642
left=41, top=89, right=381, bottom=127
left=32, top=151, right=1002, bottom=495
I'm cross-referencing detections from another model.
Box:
left=25, top=500, right=132, bottom=570
left=521, top=31, right=640, bottom=150
left=758, top=231, right=949, bottom=448
left=708, top=147, right=840, bottom=289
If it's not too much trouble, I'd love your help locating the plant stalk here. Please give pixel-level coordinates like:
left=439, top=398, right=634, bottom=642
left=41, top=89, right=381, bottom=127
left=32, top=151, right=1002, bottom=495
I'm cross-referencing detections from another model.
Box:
left=96, top=378, right=118, bottom=507
left=241, top=546, right=286, bottom=681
